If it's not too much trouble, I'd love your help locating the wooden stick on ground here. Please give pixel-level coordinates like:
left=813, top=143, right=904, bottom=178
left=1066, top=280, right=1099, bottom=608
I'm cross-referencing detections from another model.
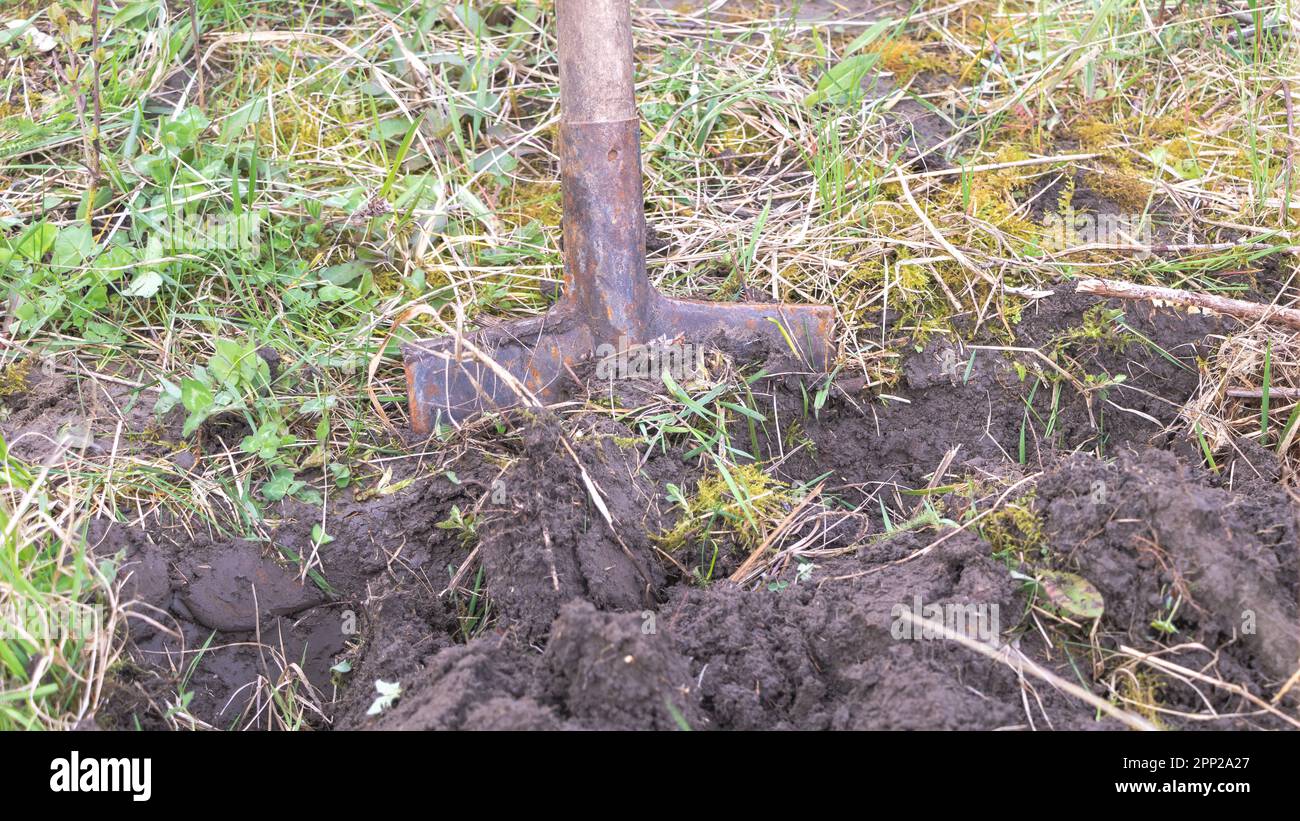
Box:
left=1228, top=387, right=1300, bottom=400
left=1076, top=278, right=1300, bottom=331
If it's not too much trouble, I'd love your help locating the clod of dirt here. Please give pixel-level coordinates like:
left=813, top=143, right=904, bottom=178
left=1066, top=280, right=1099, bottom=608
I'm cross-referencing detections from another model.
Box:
left=663, top=533, right=1034, bottom=730
left=359, top=637, right=551, bottom=730
left=363, top=600, right=701, bottom=730
left=174, top=540, right=326, bottom=632
left=478, top=416, right=666, bottom=638
left=537, top=600, right=702, bottom=729
left=776, top=287, right=1227, bottom=495
left=1039, top=449, right=1300, bottom=684
left=85, top=456, right=491, bottom=727
left=368, top=530, right=1126, bottom=731
left=0, top=362, right=185, bottom=466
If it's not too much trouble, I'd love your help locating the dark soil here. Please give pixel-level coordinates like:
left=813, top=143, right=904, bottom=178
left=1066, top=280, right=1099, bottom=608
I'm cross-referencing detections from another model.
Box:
left=476, top=417, right=666, bottom=640
left=1039, top=450, right=1300, bottom=684
left=6, top=279, right=1296, bottom=730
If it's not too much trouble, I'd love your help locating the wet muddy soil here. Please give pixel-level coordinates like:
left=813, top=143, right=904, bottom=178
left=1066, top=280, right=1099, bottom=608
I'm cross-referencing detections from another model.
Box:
left=5, top=282, right=1297, bottom=730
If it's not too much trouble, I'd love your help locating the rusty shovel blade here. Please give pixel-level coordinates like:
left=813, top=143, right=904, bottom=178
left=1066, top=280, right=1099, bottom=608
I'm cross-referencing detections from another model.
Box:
left=402, top=297, right=834, bottom=432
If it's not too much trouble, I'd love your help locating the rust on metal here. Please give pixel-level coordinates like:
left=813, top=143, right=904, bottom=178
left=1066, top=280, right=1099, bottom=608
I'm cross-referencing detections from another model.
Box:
left=402, top=0, right=834, bottom=433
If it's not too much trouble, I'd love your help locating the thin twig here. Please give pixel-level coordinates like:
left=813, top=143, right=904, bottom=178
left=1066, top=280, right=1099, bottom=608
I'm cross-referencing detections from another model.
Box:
left=1077, top=278, right=1300, bottom=331
left=1227, top=387, right=1300, bottom=400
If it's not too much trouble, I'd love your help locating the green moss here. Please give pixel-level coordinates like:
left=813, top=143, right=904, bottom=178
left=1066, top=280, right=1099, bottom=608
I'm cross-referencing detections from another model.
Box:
left=866, top=37, right=957, bottom=83
left=1144, top=114, right=1186, bottom=141
left=1056, top=173, right=1076, bottom=214
left=1116, top=669, right=1167, bottom=729
left=958, top=144, right=1034, bottom=221
left=502, top=180, right=561, bottom=228
left=832, top=259, right=886, bottom=329
left=0, top=357, right=33, bottom=399
left=125, top=420, right=180, bottom=451
left=982, top=494, right=1045, bottom=562
left=1061, top=303, right=1136, bottom=354
left=1071, top=118, right=1120, bottom=152
left=654, top=463, right=792, bottom=553
left=1082, top=169, right=1150, bottom=212
left=782, top=420, right=816, bottom=457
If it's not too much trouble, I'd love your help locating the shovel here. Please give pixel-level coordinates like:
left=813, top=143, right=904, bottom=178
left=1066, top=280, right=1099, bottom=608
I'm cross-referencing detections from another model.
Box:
left=402, top=0, right=834, bottom=433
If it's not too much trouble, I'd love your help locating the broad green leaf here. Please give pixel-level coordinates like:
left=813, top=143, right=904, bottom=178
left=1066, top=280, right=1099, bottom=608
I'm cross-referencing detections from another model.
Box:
left=122, top=270, right=163, bottom=298
left=179, top=378, right=212, bottom=414
left=241, top=420, right=291, bottom=461
left=113, top=2, right=159, bottom=27
left=209, top=339, right=244, bottom=387
left=804, top=54, right=880, bottom=107
left=1038, top=570, right=1105, bottom=620
left=219, top=98, right=265, bottom=143
left=51, top=224, right=96, bottom=269
left=14, top=221, right=56, bottom=262
left=316, top=283, right=355, bottom=302
left=319, top=261, right=366, bottom=286
left=261, top=469, right=302, bottom=502
left=471, top=146, right=517, bottom=178
left=154, top=379, right=181, bottom=415
left=90, top=244, right=133, bottom=284
left=299, top=395, right=337, bottom=415
left=209, top=338, right=267, bottom=389
left=370, top=118, right=415, bottom=142
left=159, top=107, right=210, bottom=153
left=83, top=321, right=125, bottom=345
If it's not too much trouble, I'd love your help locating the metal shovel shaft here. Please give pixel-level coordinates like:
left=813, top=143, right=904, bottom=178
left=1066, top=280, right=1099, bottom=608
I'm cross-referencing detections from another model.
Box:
left=557, top=0, right=655, bottom=342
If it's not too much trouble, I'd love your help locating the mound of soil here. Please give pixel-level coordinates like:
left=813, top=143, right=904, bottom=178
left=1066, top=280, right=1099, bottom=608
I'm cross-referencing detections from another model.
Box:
left=477, top=417, right=665, bottom=639
left=1040, top=450, right=1300, bottom=684
left=356, top=533, right=1031, bottom=731
left=359, top=600, right=704, bottom=730
left=4, top=286, right=1297, bottom=730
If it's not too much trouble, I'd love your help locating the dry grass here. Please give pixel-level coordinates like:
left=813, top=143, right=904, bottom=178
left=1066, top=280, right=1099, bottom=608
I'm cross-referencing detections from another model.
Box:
left=1186, top=321, right=1300, bottom=481
left=0, top=437, right=127, bottom=729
